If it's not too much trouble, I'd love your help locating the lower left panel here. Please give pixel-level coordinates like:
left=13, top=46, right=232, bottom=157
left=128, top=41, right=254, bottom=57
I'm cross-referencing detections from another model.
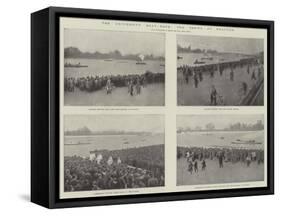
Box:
left=61, top=114, right=165, bottom=198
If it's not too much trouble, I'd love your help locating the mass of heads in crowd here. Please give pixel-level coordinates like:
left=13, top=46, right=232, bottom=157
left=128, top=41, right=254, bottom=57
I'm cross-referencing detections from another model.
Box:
left=64, top=145, right=164, bottom=192
left=177, top=146, right=264, bottom=174
left=64, top=71, right=165, bottom=95
left=178, top=57, right=264, bottom=105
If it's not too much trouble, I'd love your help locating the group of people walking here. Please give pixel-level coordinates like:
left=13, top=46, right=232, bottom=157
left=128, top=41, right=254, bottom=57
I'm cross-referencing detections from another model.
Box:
left=64, top=71, right=164, bottom=95
left=177, top=146, right=264, bottom=175
left=178, top=57, right=263, bottom=105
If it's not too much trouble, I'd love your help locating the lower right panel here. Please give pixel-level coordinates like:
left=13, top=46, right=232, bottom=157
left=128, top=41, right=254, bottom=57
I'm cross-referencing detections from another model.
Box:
left=176, top=114, right=265, bottom=187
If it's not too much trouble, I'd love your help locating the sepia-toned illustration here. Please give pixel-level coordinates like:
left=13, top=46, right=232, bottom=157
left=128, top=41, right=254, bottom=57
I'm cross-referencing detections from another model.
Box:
left=64, top=29, right=165, bottom=106
left=177, top=35, right=264, bottom=106
left=63, top=115, right=165, bottom=192
left=59, top=17, right=269, bottom=200
left=177, top=114, right=265, bottom=186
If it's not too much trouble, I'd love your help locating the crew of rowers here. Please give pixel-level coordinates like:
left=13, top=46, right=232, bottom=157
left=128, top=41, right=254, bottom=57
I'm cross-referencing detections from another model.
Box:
left=177, top=147, right=264, bottom=174
left=178, top=58, right=263, bottom=105
left=64, top=71, right=164, bottom=95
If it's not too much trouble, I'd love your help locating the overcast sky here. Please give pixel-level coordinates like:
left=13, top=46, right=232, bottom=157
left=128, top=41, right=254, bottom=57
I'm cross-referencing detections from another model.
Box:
left=177, top=114, right=264, bottom=129
left=65, top=115, right=164, bottom=133
left=177, top=35, right=263, bottom=55
left=64, top=29, right=165, bottom=56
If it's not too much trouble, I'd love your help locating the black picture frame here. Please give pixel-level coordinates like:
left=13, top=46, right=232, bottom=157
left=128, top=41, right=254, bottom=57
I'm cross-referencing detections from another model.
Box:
left=31, top=6, right=274, bottom=208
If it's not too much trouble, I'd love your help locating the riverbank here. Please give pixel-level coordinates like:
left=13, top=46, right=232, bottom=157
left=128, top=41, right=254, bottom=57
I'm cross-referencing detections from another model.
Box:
left=177, top=157, right=264, bottom=185
left=177, top=64, right=262, bottom=106
left=64, top=83, right=165, bottom=106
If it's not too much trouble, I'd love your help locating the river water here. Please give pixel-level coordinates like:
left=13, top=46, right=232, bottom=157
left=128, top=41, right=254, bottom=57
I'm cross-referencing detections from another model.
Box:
left=64, top=58, right=165, bottom=78
left=64, top=133, right=164, bottom=157
left=177, top=130, right=264, bottom=150
left=177, top=52, right=250, bottom=67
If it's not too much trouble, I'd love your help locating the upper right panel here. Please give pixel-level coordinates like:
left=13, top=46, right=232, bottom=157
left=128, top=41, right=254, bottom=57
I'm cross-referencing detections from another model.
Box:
left=177, top=35, right=264, bottom=106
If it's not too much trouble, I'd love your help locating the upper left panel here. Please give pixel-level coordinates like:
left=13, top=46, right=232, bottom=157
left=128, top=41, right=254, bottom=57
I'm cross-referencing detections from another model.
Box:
left=63, top=28, right=165, bottom=106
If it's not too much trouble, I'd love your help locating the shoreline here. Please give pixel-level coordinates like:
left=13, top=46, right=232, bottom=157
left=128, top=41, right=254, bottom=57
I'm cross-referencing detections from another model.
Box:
left=64, top=83, right=165, bottom=106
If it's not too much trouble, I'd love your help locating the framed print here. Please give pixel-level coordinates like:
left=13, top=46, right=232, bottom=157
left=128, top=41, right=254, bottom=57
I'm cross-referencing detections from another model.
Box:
left=31, top=7, right=274, bottom=208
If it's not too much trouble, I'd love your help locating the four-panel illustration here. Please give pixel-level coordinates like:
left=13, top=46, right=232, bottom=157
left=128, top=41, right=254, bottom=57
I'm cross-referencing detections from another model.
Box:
left=60, top=17, right=267, bottom=199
